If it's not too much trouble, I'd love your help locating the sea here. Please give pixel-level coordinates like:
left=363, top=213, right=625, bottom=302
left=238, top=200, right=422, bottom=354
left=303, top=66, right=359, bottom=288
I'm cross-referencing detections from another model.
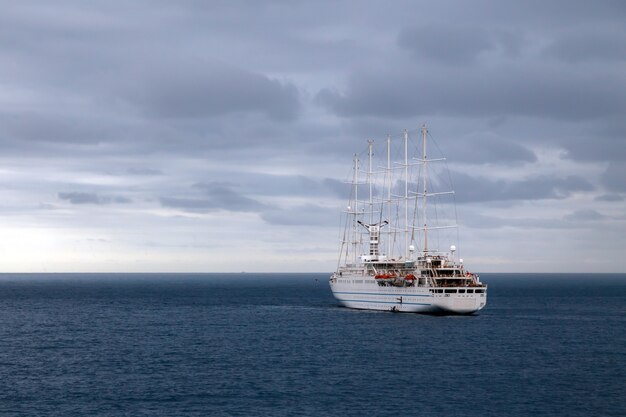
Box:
left=0, top=273, right=624, bottom=416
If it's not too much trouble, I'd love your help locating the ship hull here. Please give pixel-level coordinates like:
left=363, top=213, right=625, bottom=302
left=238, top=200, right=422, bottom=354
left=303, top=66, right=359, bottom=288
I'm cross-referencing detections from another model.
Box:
left=329, top=276, right=486, bottom=315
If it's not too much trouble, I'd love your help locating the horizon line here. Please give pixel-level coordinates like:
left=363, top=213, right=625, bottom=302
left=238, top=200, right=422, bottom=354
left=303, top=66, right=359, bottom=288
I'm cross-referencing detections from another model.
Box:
left=0, top=271, right=625, bottom=275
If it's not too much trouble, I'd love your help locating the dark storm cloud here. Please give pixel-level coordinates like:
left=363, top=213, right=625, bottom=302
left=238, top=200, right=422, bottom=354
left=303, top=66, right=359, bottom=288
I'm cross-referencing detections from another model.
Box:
left=317, top=63, right=625, bottom=121
left=0, top=112, right=111, bottom=144
left=319, top=4, right=626, bottom=124
left=451, top=171, right=594, bottom=203
left=595, top=194, right=624, bottom=202
left=543, top=29, right=626, bottom=63
left=601, top=163, right=626, bottom=192
left=448, top=133, right=537, bottom=165
left=123, top=63, right=300, bottom=121
left=397, top=25, right=498, bottom=64
left=322, top=178, right=347, bottom=197
left=563, top=209, right=607, bottom=222
left=59, top=192, right=100, bottom=205
left=194, top=175, right=345, bottom=199
left=126, top=167, right=163, bottom=176
left=260, top=204, right=336, bottom=226
left=0, top=4, right=303, bottom=161
left=160, top=177, right=343, bottom=222
left=58, top=192, right=131, bottom=205
left=463, top=208, right=612, bottom=230
left=2, top=0, right=622, bottom=165
left=462, top=212, right=563, bottom=230
left=558, top=122, right=626, bottom=163
left=160, top=182, right=268, bottom=213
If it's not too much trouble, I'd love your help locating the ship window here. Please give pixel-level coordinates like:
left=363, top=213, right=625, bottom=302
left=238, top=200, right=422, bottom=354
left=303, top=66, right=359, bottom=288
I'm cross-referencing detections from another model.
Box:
left=466, top=289, right=474, bottom=293
left=475, top=289, right=485, bottom=293
left=444, top=289, right=457, bottom=294
left=458, top=289, right=466, bottom=293
left=436, top=289, right=443, bottom=293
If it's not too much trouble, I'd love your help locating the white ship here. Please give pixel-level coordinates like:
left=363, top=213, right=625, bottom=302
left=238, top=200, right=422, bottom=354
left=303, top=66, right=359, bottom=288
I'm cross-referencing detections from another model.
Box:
left=329, top=125, right=487, bottom=314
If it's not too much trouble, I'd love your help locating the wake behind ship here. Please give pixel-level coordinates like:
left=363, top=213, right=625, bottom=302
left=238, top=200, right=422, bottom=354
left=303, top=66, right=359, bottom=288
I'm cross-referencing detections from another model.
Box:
left=329, top=125, right=487, bottom=314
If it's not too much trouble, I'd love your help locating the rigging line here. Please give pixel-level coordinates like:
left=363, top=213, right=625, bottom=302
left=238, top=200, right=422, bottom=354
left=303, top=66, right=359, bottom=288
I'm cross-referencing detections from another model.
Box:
left=410, top=166, right=423, bottom=246
left=451, top=164, right=461, bottom=260
left=405, top=138, right=417, bottom=251
left=391, top=201, right=399, bottom=257
left=433, top=183, right=441, bottom=252
left=428, top=130, right=461, bottom=258
left=338, top=203, right=350, bottom=269
left=378, top=178, right=386, bottom=225
left=339, top=163, right=356, bottom=268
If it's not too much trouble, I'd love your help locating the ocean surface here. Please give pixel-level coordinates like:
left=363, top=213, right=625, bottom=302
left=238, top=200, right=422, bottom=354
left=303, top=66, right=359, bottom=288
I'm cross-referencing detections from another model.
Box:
left=0, top=273, right=624, bottom=416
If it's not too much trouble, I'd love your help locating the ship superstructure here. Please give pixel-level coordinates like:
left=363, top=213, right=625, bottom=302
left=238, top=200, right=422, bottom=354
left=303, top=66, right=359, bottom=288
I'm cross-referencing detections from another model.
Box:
left=329, top=125, right=487, bottom=314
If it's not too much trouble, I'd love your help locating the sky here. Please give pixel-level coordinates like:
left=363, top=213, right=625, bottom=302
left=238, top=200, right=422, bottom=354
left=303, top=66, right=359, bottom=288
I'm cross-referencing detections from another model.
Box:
left=0, top=0, right=624, bottom=273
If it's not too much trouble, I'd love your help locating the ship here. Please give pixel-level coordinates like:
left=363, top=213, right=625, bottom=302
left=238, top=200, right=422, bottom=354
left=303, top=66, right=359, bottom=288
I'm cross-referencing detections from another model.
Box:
left=329, top=125, right=487, bottom=314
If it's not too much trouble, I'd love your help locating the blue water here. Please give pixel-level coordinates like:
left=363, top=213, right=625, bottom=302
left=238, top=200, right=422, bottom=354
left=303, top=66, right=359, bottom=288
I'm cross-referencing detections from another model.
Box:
left=0, top=273, right=624, bottom=416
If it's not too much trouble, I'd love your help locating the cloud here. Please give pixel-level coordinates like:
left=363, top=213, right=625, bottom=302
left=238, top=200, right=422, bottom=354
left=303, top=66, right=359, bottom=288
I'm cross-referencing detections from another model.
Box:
left=160, top=182, right=268, bottom=213
left=601, top=162, right=626, bottom=192
left=316, top=63, right=625, bottom=121
left=159, top=176, right=343, bottom=224
left=463, top=208, right=611, bottom=230
left=318, top=12, right=626, bottom=125
left=0, top=112, right=111, bottom=145
left=448, top=132, right=537, bottom=165
left=127, top=167, right=163, bottom=176
left=563, top=209, right=607, bottom=222
left=194, top=175, right=346, bottom=199
left=260, top=204, right=337, bottom=226
left=58, top=192, right=131, bottom=205
left=462, top=212, right=562, bottom=230
left=543, top=29, right=626, bottom=63
left=0, top=0, right=624, bottom=272
left=595, top=194, right=624, bottom=202
left=558, top=122, right=626, bottom=163
left=397, top=25, right=496, bottom=65
left=121, top=62, right=301, bottom=121
left=452, top=172, right=594, bottom=203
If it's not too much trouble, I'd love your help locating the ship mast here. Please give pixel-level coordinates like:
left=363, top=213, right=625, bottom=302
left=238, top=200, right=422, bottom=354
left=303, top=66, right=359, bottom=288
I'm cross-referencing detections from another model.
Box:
left=368, top=139, right=373, bottom=226
left=352, top=154, right=359, bottom=264
left=422, top=124, right=428, bottom=254
left=404, top=129, right=409, bottom=259
left=386, top=134, right=391, bottom=258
